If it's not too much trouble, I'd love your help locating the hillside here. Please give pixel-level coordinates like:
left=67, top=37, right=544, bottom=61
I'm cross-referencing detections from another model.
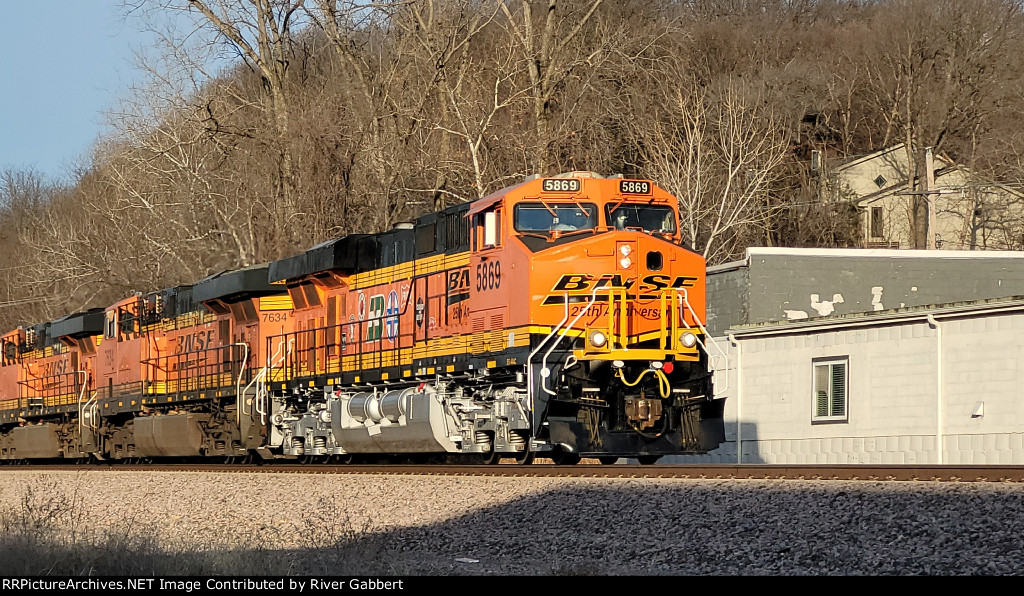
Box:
left=2, top=0, right=1023, bottom=331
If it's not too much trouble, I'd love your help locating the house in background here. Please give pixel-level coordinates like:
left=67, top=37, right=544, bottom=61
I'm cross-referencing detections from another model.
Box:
left=821, top=144, right=1024, bottom=250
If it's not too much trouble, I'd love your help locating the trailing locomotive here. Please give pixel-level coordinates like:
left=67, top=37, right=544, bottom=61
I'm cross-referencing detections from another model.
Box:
left=0, top=172, right=725, bottom=464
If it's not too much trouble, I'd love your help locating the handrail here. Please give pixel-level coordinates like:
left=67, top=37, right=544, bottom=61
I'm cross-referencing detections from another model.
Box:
left=267, top=309, right=415, bottom=386
left=18, top=370, right=81, bottom=408
left=677, top=288, right=729, bottom=393
left=541, top=285, right=604, bottom=396
left=232, top=342, right=249, bottom=427
left=75, top=370, right=98, bottom=450
left=245, top=338, right=283, bottom=419
left=136, top=342, right=247, bottom=402
left=256, top=337, right=293, bottom=425
left=527, top=292, right=569, bottom=410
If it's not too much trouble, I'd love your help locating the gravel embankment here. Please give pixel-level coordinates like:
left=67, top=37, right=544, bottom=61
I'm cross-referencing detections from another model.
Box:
left=1, top=470, right=1023, bottom=575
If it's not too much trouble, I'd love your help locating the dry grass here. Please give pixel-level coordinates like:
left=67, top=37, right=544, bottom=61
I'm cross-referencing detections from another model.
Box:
left=0, top=477, right=402, bottom=576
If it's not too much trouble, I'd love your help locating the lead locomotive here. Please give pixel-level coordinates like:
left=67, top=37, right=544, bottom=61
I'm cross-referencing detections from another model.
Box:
left=0, top=172, right=725, bottom=464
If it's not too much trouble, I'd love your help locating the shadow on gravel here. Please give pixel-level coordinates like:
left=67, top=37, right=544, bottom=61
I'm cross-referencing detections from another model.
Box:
left=2, top=478, right=1024, bottom=575
left=336, top=480, right=1024, bottom=576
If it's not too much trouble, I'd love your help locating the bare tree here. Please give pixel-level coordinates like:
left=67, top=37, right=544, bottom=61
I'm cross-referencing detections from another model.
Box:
left=850, top=0, right=1024, bottom=248
left=306, top=1, right=439, bottom=227
left=628, top=78, right=789, bottom=264
left=498, top=0, right=606, bottom=173
left=389, top=1, right=521, bottom=199
left=0, top=170, right=61, bottom=328
left=136, top=0, right=307, bottom=252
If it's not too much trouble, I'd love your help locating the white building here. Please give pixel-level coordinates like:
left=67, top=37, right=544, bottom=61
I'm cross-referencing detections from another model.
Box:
left=678, top=296, right=1024, bottom=465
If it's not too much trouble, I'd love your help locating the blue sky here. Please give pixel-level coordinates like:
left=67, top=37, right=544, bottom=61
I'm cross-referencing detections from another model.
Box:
left=0, top=2, right=159, bottom=182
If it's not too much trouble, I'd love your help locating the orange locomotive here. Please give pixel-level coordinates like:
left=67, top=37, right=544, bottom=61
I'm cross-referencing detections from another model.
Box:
left=0, top=171, right=724, bottom=464
left=262, top=171, right=725, bottom=464
left=0, top=270, right=293, bottom=461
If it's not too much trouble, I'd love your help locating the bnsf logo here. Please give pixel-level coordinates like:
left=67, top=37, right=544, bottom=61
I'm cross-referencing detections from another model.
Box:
left=447, top=269, right=470, bottom=292
left=551, top=274, right=698, bottom=293
left=41, top=360, right=70, bottom=377
left=176, top=330, right=215, bottom=354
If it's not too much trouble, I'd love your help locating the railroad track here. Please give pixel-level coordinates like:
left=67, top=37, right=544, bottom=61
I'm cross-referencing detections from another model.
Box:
left=5, top=462, right=1024, bottom=482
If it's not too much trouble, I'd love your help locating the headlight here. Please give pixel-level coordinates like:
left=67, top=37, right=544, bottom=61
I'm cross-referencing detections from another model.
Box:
left=619, top=244, right=632, bottom=257
left=588, top=330, right=607, bottom=348
left=679, top=331, right=698, bottom=348
left=619, top=257, right=632, bottom=268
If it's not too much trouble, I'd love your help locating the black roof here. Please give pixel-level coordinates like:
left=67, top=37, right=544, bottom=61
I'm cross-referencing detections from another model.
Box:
left=193, top=263, right=281, bottom=304
left=269, top=199, right=475, bottom=283
left=268, top=234, right=378, bottom=283
left=49, top=309, right=105, bottom=339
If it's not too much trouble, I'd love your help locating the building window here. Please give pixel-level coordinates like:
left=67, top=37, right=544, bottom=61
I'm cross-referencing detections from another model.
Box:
left=813, top=357, right=848, bottom=423
left=870, top=207, right=884, bottom=238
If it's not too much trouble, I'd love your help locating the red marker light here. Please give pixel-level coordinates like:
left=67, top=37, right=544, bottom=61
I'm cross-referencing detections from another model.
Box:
left=662, top=362, right=674, bottom=374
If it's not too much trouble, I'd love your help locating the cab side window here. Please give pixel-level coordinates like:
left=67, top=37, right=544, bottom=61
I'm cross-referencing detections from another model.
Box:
left=475, top=209, right=501, bottom=249
left=105, top=312, right=117, bottom=340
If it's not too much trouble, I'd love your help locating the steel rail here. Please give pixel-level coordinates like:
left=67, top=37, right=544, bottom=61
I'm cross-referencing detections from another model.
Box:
left=4, top=463, right=1024, bottom=482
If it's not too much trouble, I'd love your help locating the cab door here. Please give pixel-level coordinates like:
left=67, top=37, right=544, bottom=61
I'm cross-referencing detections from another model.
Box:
left=97, top=309, right=118, bottom=399
left=468, top=207, right=508, bottom=355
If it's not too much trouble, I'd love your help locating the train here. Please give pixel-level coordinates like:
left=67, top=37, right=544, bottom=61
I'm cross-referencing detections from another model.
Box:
left=0, top=172, right=725, bottom=465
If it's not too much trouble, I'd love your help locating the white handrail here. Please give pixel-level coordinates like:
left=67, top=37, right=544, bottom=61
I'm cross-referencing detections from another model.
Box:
left=75, top=370, right=94, bottom=436
left=244, top=337, right=286, bottom=417
left=253, top=338, right=293, bottom=425
left=677, top=288, right=729, bottom=393
left=540, top=285, right=604, bottom=396
left=527, top=292, right=569, bottom=410
left=233, top=342, right=250, bottom=427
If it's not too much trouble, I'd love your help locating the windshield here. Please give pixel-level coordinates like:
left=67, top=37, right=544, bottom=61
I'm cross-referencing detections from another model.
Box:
left=606, top=204, right=677, bottom=233
left=514, top=202, right=597, bottom=232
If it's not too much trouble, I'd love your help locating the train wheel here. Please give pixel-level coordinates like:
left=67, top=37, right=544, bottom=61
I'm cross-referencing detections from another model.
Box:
left=481, top=433, right=501, bottom=465
left=515, top=449, right=535, bottom=465
left=551, top=450, right=581, bottom=466
left=637, top=455, right=661, bottom=465
left=483, top=447, right=502, bottom=465
left=599, top=456, right=620, bottom=465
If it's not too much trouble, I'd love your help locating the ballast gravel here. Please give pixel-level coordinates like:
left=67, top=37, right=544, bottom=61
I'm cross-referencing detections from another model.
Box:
left=1, top=469, right=1023, bottom=575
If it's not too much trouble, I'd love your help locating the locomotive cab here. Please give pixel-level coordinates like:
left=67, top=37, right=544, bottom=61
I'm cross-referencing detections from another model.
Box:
left=471, top=172, right=725, bottom=463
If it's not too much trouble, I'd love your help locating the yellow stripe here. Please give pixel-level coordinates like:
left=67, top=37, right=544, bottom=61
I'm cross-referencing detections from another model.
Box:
left=260, top=295, right=294, bottom=311
left=350, top=252, right=471, bottom=290
left=267, top=324, right=594, bottom=383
